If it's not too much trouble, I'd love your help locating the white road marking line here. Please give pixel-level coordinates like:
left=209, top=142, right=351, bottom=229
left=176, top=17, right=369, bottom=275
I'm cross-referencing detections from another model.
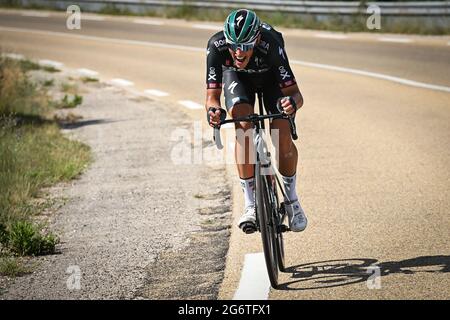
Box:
left=0, top=26, right=203, bottom=53
left=76, top=68, right=99, bottom=77
left=1, top=26, right=448, bottom=94
left=133, top=19, right=164, bottom=26
left=109, top=78, right=134, bottom=87
left=38, top=59, right=63, bottom=68
left=233, top=253, right=270, bottom=300
left=291, top=60, right=450, bottom=94
left=178, top=100, right=203, bottom=110
left=378, top=37, right=413, bottom=43
left=3, top=53, right=24, bottom=60
left=192, top=24, right=222, bottom=31
left=21, top=12, right=50, bottom=18
left=82, top=15, right=105, bottom=21
left=315, top=33, right=348, bottom=40
left=144, top=89, right=169, bottom=97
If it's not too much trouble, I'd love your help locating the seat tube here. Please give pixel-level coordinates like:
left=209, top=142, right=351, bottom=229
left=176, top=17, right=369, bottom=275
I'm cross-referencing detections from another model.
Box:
left=257, top=89, right=265, bottom=130
left=255, top=125, right=272, bottom=176
left=253, top=123, right=261, bottom=164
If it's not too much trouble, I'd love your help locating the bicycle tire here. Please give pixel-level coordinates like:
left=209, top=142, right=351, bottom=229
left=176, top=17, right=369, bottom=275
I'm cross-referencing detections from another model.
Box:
left=255, top=163, right=279, bottom=288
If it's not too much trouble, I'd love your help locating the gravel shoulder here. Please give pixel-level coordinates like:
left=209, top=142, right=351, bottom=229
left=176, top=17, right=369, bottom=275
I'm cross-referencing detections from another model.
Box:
left=0, top=70, right=231, bottom=299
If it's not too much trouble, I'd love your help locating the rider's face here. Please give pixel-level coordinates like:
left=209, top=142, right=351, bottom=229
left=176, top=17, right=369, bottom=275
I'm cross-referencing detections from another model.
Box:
left=229, top=47, right=254, bottom=70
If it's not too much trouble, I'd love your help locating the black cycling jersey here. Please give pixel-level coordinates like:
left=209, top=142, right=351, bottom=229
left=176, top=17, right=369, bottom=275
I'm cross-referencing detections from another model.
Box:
left=206, top=23, right=297, bottom=90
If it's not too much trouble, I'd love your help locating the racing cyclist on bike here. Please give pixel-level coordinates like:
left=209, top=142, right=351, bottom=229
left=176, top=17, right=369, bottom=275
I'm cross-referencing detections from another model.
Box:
left=205, top=9, right=307, bottom=233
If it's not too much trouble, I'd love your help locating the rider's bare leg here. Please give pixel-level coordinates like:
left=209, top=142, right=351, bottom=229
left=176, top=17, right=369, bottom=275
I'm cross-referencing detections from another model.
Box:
left=230, top=103, right=255, bottom=179
left=270, top=118, right=298, bottom=177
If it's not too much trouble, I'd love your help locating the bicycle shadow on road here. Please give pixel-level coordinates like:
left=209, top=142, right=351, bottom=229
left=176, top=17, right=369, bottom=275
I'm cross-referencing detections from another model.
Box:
left=59, top=119, right=116, bottom=130
left=278, top=255, right=450, bottom=291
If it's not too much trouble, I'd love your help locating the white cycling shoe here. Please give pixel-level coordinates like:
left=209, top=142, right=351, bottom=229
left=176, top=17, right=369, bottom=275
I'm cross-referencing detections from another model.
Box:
left=238, top=206, right=257, bottom=234
left=285, top=199, right=308, bottom=232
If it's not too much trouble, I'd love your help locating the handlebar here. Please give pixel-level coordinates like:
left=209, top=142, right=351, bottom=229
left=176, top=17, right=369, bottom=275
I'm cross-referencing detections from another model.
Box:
left=213, top=112, right=298, bottom=150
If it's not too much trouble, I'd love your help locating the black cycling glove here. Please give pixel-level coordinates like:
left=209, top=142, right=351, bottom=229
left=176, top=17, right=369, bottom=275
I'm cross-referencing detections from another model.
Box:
left=206, top=107, right=227, bottom=126
left=276, top=96, right=297, bottom=114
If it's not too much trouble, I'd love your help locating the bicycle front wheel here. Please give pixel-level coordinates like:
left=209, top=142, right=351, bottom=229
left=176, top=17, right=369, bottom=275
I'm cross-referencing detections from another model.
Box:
left=271, top=184, right=286, bottom=273
left=255, top=163, right=279, bottom=288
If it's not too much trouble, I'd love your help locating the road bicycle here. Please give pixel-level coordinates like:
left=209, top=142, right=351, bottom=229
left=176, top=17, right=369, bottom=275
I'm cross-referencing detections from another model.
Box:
left=212, top=90, right=298, bottom=288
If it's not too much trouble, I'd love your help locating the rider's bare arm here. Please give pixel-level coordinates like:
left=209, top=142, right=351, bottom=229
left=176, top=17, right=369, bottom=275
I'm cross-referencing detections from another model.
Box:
left=205, top=88, right=222, bottom=112
left=281, top=84, right=304, bottom=115
left=206, top=88, right=223, bottom=126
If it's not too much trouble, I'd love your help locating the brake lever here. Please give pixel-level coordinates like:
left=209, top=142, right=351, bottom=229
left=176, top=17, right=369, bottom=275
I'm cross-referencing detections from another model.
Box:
left=213, top=125, right=223, bottom=149
left=287, top=116, right=298, bottom=140
left=209, top=108, right=227, bottom=150
left=276, top=99, right=298, bottom=141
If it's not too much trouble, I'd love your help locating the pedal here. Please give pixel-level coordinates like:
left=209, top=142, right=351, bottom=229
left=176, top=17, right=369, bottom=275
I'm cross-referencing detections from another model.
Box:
left=279, top=224, right=290, bottom=233
left=240, top=222, right=257, bottom=234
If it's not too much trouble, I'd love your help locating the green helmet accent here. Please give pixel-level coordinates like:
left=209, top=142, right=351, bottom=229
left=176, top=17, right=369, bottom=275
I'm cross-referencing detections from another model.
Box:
left=224, top=9, right=261, bottom=44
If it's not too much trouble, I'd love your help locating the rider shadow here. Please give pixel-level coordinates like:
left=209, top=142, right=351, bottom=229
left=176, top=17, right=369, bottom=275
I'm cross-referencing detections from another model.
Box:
left=278, top=255, right=450, bottom=291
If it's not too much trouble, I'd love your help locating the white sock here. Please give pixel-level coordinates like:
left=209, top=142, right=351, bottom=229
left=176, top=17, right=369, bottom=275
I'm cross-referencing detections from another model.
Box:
left=281, top=173, right=297, bottom=203
left=240, top=177, right=255, bottom=209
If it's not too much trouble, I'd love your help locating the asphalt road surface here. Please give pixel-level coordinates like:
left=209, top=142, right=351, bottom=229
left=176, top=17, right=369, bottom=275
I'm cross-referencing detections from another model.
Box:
left=1, top=9, right=449, bottom=299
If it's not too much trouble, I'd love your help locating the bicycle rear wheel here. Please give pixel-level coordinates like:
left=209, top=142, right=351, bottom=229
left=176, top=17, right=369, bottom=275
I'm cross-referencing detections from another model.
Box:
left=255, top=163, right=279, bottom=288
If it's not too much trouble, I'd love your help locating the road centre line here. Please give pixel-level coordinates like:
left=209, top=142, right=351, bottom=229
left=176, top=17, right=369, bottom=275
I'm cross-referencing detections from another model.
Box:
left=82, top=14, right=106, bottom=21
left=109, top=78, right=134, bottom=87
left=8, top=11, right=449, bottom=47
left=178, top=100, right=203, bottom=109
left=291, top=60, right=450, bottom=93
left=3, top=53, right=24, bottom=60
left=0, top=26, right=203, bottom=53
left=192, top=24, right=222, bottom=31
left=21, top=11, right=50, bottom=18
left=378, top=37, right=413, bottom=43
left=38, top=59, right=64, bottom=68
left=1, top=26, right=448, bottom=94
left=315, top=33, right=348, bottom=40
left=77, top=68, right=99, bottom=77
left=133, top=19, right=164, bottom=26
left=144, top=89, right=169, bottom=97
left=233, top=252, right=270, bottom=300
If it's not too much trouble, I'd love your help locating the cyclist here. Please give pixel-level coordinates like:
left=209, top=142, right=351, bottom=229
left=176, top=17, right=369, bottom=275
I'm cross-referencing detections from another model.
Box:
left=205, top=9, right=307, bottom=233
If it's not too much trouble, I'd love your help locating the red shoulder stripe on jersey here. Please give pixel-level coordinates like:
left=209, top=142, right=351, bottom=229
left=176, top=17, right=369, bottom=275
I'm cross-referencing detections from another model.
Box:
left=207, top=83, right=222, bottom=89
left=279, top=79, right=297, bottom=89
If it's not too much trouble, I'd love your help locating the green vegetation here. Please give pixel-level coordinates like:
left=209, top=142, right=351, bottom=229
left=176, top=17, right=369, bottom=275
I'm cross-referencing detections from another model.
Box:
left=81, top=77, right=99, bottom=83
left=6, top=221, right=58, bottom=256
left=43, top=79, right=54, bottom=87
left=0, top=2, right=447, bottom=34
left=73, top=3, right=449, bottom=35
left=19, top=59, right=41, bottom=72
left=60, top=82, right=78, bottom=94
left=18, top=59, right=60, bottom=73
left=0, top=256, right=31, bottom=277
left=0, top=56, right=91, bottom=261
left=57, top=94, right=83, bottom=109
left=42, top=66, right=60, bottom=73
